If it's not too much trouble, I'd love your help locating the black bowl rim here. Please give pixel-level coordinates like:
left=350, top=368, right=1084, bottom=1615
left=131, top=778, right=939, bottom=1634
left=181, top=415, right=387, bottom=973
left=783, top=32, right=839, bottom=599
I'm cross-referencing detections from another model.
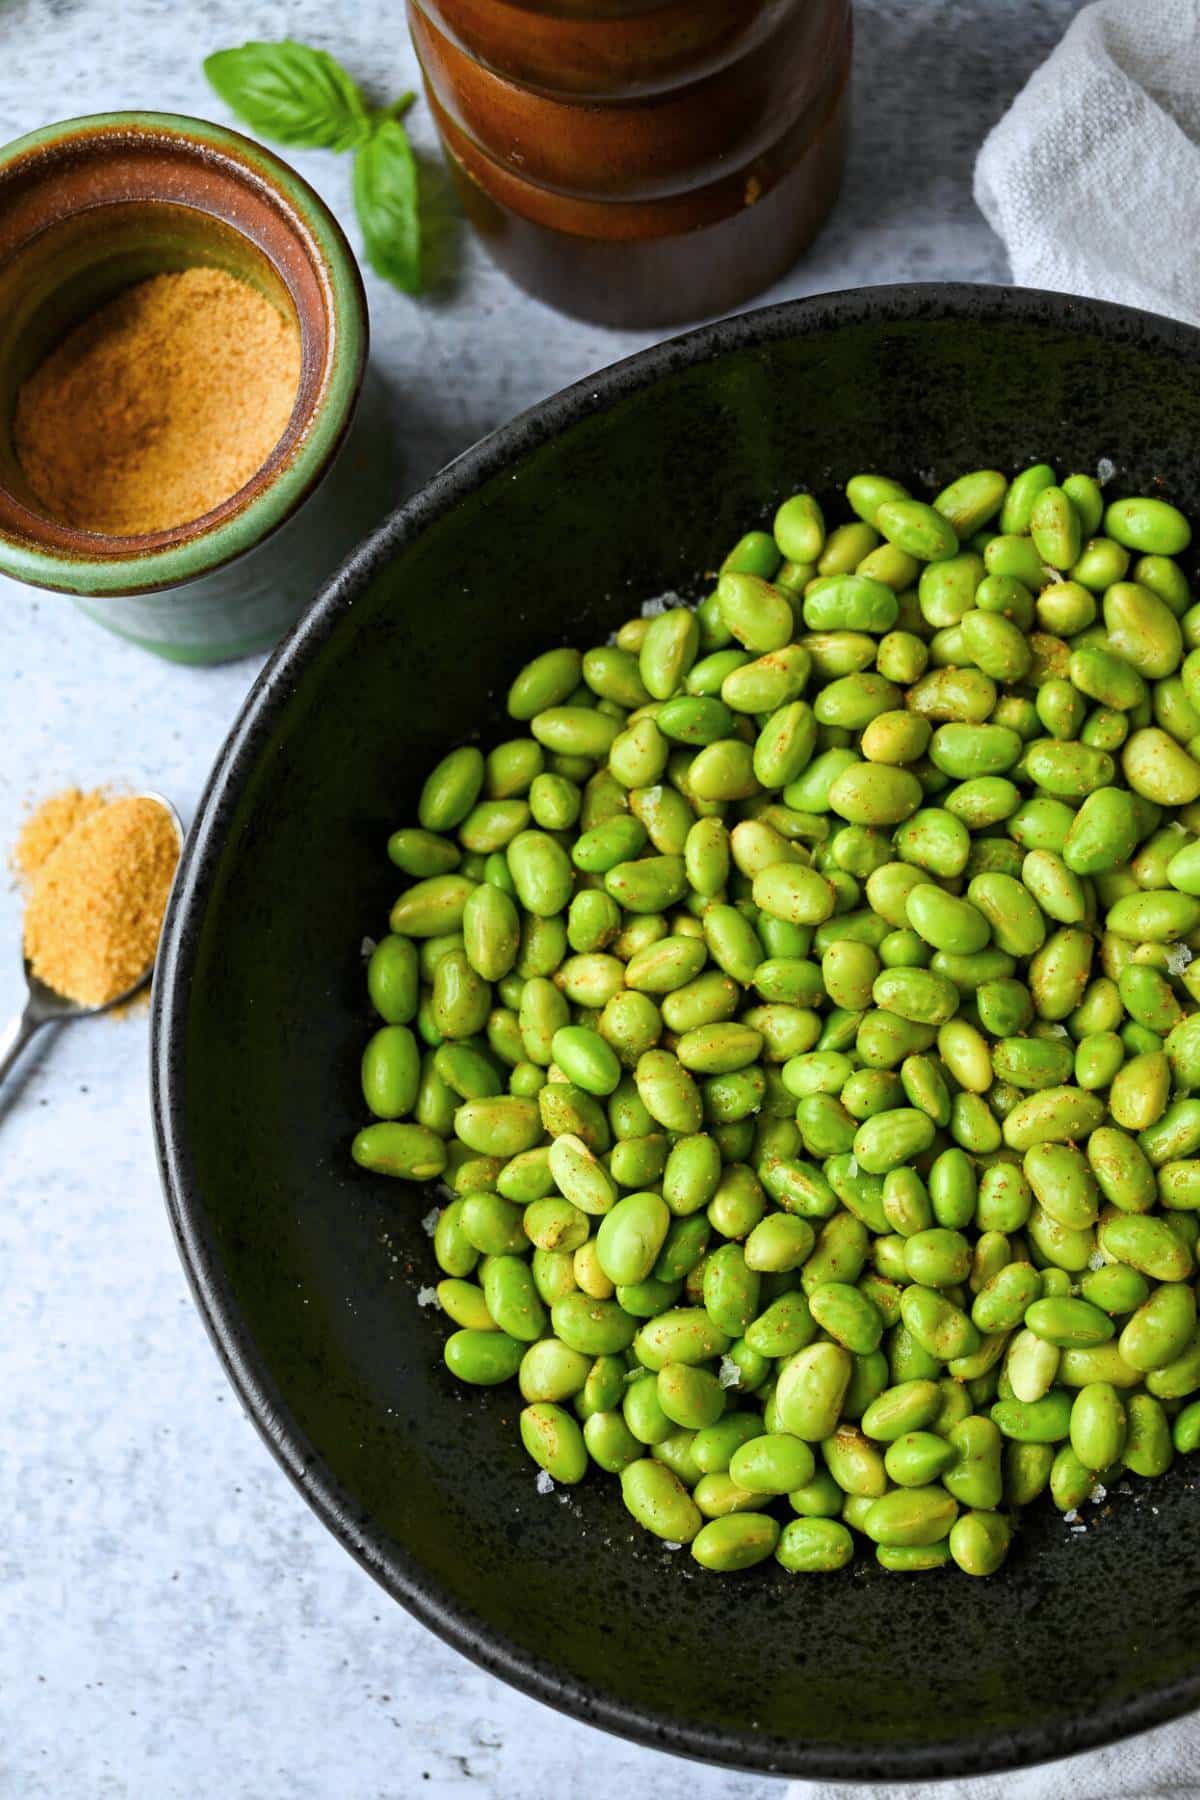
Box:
left=152, top=282, right=1200, bottom=1782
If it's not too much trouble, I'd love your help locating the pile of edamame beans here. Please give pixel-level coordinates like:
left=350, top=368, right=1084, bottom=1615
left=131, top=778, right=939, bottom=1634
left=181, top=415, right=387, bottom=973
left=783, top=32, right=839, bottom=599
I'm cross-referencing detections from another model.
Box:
left=354, top=462, right=1200, bottom=1577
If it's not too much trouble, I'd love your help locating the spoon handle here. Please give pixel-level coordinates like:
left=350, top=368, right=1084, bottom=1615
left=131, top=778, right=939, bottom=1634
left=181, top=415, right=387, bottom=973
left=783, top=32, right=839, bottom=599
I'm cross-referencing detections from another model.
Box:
left=0, top=999, right=45, bottom=1086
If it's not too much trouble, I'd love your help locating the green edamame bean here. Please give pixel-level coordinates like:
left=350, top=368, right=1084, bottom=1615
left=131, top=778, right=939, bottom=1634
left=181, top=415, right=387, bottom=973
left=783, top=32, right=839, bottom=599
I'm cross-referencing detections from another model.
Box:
left=728, top=1433, right=815, bottom=1496
left=717, top=572, right=794, bottom=654
left=638, top=610, right=700, bottom=700
left=445, top=1328, right=525, bottom=1386
left=1000, top=1439, right=1053, bottom=1508
left=702, top=1243, right=761, bottom=1336
left=367, top=935, right=420, bottom=1026
left=803, top=574, right=899, bottom=635
left=1079, top=1264, right=1147, bottom=1318
left=520, top=1396, right=590, bottom=1479
left=1025, top=1296, right=1113, bottom=1349
left=776, top=1517, right=855, bottom=1572
left=774, top=493, right=826, bottom=561
left=774, top=1342, right=851, bottom=1441
left=883, top=1429, right=957, bottom=1488
left=991, top=1390, right=1072, bottom=1443
left=821, top=1425, right=887, bottom=1498
left=1030, top=486, right=1082, bottom=570
left=1105, top=495, right=1192, bottom=556
left=899, top=1284, right=980, bottom=1362
left=1172, top=1399, right=1200, bottom=1455
left=875, top=498, right=958, bottom=562
left=388, top=827, right=460, bottom=878
left=634, top=1049, right=703, bottom=1135
left=985, top=533, right=1048, bottom=592
left=998, top=463, right=1055, bottom=534
left=657, top=1362, right=725, bottom=1430
left=1123, top=727, right=1200, bottom=805
left=351, top=1121, right=448, bottom=1181
left=691, top=1512, right=780, bottom=1571
left=690, top=1412, right=763, bottom=1474
left=621, top=1459, right=702, bottom=1541
left=1005, top=1328, right=1061, bottom=1404
left=634, top=1307, right=731, bottom=1372
left=595, top=1191, right=671, bottom=1287
left=933, top=469, right=1007, bottom=536
left=551, top=1025, right=621, bottom=1096
left=1099, top=1212, right=1194, bottom=1281
left=360, top=1023, right=421, bottom=1120
left=1119, top=1282, right=1196, bottom=1372
left=507, top=648, right=582, bottom=720
left=862, top=1485, right=958, bottom=1548
left=971, top=1261, right=1041, bottom=1334
left=948, top=1509, right=1010, bottom=1576
left=1145, top=1330, right=1200, bottom=1400
left=416, top=747, right=484, bottom=832
left=743, top=1213, right=815, bottom=1273
left=1068, top=1382, right=1126, bottom=1471
left=851, top=1109, right=936, bottom=1175
left=437, top=1278, right=495, bottom=1332
left=1118, top=1393, right=1172, bottom=1478
left=941, top=1415, right=1003, bottom=1510
left=1002, top=1086, right=1105, bottom=1151
left=581, top=1410, right=638, bottom=1472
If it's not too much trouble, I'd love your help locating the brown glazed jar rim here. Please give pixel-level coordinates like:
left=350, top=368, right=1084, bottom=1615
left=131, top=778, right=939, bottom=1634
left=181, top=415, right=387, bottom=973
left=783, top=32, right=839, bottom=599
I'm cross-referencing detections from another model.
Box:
left=0, top=112, right=367, bottom=597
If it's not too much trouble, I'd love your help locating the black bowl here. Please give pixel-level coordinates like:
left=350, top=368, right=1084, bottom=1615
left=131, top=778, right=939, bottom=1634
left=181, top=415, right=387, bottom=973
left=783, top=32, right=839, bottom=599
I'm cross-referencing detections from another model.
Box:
left=153, top=285, right=1200, bottom=1783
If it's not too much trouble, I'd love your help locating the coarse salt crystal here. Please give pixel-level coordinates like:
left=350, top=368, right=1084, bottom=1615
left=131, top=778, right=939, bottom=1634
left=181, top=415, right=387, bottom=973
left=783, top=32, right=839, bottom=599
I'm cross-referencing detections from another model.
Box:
left=1165, top=942, right=1193, bottom=974
left=1091, top=1484, right=1107, bottom=1504
left=640, top=591, right=685, bottom=618
left=719, top=1356, right=743, bottom=1390
left=1087, top=1249, right=1106, bottom=1270
left=421, top=1207, right=440, bottom=1238
left=1096, top=457, right=1116, bottom=485
left=536, top=1471, right=555, bottom=1495
left=1064, top=1508, right=1079, bottom=1524
left=416, top=1286, right=438, bottom=1308
left=361, top=935, right=377, bottom=959
left=663, top=1541, right=683, bottom=1552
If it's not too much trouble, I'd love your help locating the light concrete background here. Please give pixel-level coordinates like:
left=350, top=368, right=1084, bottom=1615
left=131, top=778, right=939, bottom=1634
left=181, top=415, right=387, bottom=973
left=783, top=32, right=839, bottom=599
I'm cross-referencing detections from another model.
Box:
left=1, top=3, right=1088, bottom=1795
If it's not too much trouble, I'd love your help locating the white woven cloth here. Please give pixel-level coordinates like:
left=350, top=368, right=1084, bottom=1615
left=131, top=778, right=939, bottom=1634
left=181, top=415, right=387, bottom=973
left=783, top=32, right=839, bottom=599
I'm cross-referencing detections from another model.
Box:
left=975, top=0, right=1200, bottom=324
left=784, top=10, right=1200, bottom=1794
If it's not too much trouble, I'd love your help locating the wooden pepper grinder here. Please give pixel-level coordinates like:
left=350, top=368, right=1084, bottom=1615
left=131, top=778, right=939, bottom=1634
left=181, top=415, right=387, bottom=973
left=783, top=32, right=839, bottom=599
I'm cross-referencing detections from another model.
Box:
left=408, top=0, right=853, bottom=328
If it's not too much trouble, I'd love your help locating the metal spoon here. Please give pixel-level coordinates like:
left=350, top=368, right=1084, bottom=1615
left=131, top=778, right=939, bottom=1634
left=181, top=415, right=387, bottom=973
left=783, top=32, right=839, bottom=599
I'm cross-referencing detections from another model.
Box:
left=0, top=792, right=184, bottom=1087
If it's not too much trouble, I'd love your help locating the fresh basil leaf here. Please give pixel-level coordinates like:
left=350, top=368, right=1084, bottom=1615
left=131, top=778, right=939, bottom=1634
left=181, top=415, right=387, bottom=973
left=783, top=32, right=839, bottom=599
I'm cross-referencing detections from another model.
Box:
left=203, top=40, right=370, bottom=153
left=353, top=119, right=421, bottom=295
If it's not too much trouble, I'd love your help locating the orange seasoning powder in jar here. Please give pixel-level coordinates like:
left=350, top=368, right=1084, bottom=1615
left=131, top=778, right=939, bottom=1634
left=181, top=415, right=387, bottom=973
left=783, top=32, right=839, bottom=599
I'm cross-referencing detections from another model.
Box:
left=13, top=267, right=300, bottom=537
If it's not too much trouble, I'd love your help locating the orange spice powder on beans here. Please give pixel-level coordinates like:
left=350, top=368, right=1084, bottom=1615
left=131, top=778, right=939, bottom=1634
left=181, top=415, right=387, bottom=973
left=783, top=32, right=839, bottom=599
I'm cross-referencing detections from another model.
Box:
left=20, top=793, right=180, bottom=1007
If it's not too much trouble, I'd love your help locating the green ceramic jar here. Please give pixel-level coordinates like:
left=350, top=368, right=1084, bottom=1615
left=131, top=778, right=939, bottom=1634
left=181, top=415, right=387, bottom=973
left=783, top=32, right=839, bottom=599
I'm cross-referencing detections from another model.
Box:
left=0, top=112, right=374, bottom=663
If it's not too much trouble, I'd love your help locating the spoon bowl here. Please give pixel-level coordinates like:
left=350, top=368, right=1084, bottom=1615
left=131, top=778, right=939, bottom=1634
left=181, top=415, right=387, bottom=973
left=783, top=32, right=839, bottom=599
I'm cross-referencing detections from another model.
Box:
left=1, top=790, right=183, bottom=1085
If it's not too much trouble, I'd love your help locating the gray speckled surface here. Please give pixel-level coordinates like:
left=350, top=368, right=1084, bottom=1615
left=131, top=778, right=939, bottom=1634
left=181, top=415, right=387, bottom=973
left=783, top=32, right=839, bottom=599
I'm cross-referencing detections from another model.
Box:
left=0, top=3, right=1084, bottom=1795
